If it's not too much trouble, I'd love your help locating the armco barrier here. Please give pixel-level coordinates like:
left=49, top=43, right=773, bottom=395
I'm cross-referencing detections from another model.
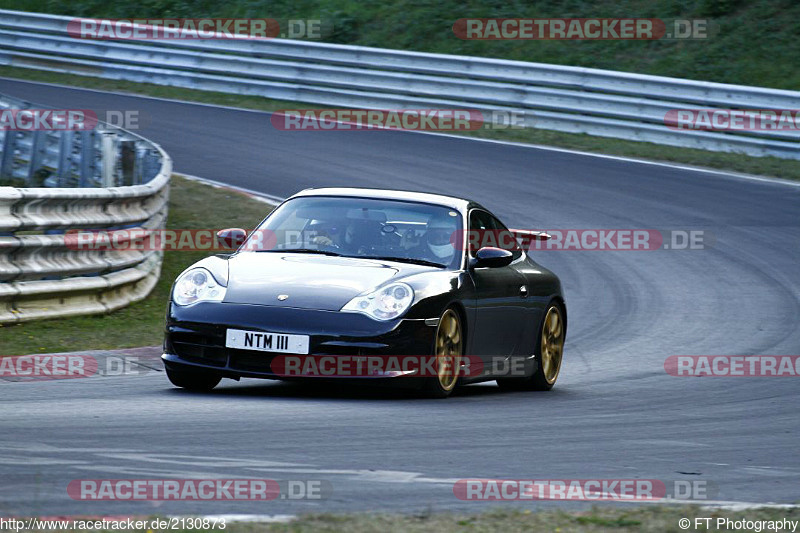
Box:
left=0, top=93, right=171, bottom=323
left=0, top=10, right=799, bottom=158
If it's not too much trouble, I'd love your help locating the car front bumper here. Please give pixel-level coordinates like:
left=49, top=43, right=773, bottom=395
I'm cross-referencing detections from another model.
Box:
left=162, top=302, right=437, bottom=380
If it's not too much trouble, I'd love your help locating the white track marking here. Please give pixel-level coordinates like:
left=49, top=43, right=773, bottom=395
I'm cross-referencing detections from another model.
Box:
left=95, top=452, right=307, bottom=468
left=175, top=172, right=284, bottom=204
left=190, top=514, right=296, bottom=523
left=8, top=445, right=800, bottom=512
left=701, top=502, right=800, bottom=510
left=644, top=499, right=800, bottom=510
left=246, top=466, right=460, bottom=484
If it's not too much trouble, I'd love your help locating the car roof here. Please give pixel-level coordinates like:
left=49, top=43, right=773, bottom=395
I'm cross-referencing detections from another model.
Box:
left=289, top=187, right=479, bottom=212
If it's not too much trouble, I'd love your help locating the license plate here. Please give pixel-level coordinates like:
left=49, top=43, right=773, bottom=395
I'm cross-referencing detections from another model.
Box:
left=225, top=329, right=309, bottom=354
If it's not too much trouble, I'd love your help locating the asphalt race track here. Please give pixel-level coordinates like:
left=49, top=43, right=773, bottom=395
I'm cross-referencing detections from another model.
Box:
left=1, top=78, right=799, bottom=516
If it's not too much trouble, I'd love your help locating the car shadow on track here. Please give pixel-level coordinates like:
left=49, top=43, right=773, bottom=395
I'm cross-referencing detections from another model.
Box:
left=165, top=379, right=574, bottom=402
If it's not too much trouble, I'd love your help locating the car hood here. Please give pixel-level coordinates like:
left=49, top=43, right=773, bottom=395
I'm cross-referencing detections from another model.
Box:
left=223, top=252, right=429, bottom=310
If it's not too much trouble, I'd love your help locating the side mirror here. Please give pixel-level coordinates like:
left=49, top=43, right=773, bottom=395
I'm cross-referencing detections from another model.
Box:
left=217, top=228, right=247, bottom=249
left=470, top=247, right=514, bottom=269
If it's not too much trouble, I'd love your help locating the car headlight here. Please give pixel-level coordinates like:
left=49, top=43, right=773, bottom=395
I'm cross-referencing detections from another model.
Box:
left=341, top=282, right=414, bottom=321
left=172, top=267, right=226, bottom=306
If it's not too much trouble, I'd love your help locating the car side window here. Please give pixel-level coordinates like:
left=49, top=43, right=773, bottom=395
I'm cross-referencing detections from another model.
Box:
left=468, top=210, right=495, bottom=256
left=468, top=210, right=522, bottom=260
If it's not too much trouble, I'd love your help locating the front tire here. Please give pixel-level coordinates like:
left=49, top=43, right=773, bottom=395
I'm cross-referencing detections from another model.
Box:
left=497, top=302, right=565, bottom=391
left=166, top=367, right=221, bottom=391
left=420, top=307, right=463, bottom=398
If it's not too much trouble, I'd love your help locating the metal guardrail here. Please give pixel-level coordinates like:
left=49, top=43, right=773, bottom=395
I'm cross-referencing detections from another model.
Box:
left=0, top=92, right=171, bottom=323
left=1, top=9, right=799, bottom=159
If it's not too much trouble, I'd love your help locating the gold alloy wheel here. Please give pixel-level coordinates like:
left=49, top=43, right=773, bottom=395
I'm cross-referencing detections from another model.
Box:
left=540, top=306, right=565, bottom=384
left=434, top=309, right=463, bottom=391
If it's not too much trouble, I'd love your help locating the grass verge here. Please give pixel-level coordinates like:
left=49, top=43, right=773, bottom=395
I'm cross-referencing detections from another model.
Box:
left=227, top=505, right=799, bottom=532
left=0, top=175, right=272, bottom=356
left=17, top=505, right=800, bottom=532
left=2, top=66, right=800, bottom=181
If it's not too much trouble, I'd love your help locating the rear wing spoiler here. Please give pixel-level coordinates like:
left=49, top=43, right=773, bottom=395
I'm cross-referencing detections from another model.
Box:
left=509, top=228, right=552, bottom=248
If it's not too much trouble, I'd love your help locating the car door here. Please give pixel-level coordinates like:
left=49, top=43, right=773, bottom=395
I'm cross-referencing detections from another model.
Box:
left=467, top=209, right=528, bottom=368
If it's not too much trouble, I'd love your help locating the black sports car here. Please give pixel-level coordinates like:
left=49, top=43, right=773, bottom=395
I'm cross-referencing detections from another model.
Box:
left=162, top=188, right=566, bottom=398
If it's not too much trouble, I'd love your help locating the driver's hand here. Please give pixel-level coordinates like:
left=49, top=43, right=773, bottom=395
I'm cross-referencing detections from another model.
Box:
left=311, top=235, right=334, bottom=246
left=400, top=229, right=418, bottom=250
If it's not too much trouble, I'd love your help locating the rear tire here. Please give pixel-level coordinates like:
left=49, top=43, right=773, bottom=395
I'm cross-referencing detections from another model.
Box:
left=420, top=307, right=463, bottom=399
left=497, top=302, right=565, bottom=391
left=166, top=367, right=221, bottom=391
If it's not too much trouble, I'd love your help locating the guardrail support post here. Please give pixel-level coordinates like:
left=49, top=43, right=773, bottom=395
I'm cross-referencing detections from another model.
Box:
left=26, top=129, right=48, bottom=186
left=56, top=131, right=74, bottom=186
left=120, top=140, right=136, bottom=186
left=100, top=131, right=117, bottom=187
left=1, top=130, right=17, bottom=182
left=79, top=130, right=95, bottom=187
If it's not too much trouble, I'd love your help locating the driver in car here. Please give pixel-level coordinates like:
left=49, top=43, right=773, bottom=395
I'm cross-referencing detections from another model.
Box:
left=310, top=217, right=382, bottom=255
left=309, top=218, right=345, bottom=249
left=404, top=213, right=460, bottom=267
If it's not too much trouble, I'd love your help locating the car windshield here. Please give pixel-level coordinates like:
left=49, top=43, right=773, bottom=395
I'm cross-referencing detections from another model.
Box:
left=242, top=196, right=464, bottom=269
